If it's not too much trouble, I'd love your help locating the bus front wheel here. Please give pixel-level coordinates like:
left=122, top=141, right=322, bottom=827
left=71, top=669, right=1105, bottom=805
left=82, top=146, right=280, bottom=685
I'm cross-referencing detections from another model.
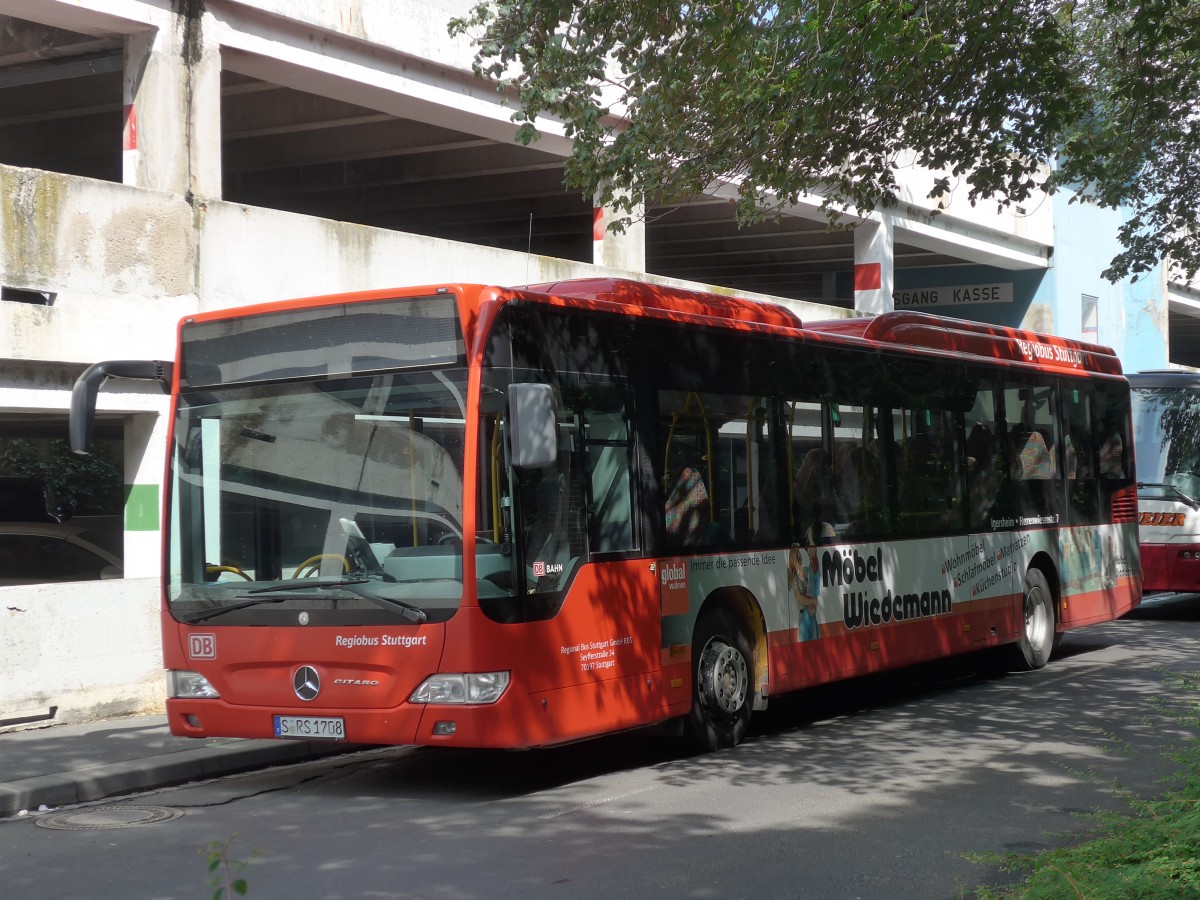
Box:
left=1015, top=568, right=1055, bottom=670
left=685, top=608, right=752, bottom=752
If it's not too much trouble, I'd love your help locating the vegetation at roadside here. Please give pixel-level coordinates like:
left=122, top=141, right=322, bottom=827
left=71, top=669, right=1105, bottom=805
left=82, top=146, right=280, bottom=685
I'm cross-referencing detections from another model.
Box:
left=967, top=670, right=1200, bottom=898
left=203, top=833, right=262, bottom=899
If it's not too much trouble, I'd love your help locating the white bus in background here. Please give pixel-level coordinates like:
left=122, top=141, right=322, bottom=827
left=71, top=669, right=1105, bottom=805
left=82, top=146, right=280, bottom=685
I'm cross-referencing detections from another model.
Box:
left=1129, top=371, right=1200, bottom=593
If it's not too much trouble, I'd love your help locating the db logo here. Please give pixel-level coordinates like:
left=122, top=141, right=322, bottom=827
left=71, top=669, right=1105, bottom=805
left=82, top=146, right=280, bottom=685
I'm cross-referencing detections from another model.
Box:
left=532, top=561, right=546, bottom=577
left=189, top=633, right=217, bottom=659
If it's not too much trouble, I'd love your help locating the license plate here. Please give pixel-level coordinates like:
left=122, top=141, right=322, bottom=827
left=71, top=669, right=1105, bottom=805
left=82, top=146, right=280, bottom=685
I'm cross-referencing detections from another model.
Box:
left=273, top=715, right=346, bottom=741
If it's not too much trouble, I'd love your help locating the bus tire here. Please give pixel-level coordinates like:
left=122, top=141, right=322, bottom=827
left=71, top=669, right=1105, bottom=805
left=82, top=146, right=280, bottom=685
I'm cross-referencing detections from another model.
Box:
left=685, top=608, right=752, bottom=752
left=1015, top=568, right=1055, bottom=670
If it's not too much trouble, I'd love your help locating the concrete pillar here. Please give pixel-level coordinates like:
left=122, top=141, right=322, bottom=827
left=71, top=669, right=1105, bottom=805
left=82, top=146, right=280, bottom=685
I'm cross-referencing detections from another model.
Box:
left=123, top=9, right=221, bottom=198
left=122, top=410, right=167, bottom=579
left=593, top=191, right=646, bottom=273
left=853, top=216, right=895, bottom=315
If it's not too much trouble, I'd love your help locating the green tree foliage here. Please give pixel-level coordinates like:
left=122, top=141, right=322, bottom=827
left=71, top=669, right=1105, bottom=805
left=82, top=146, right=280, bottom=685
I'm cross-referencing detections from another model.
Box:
left=450, top=1, right=1200, bottom=283
left=0, top=438, right=122, bottom=517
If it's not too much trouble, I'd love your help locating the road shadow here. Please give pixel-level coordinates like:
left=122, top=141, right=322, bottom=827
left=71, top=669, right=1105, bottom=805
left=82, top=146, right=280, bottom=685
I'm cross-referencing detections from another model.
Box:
left=1126, top=592, right=1200, bottom=622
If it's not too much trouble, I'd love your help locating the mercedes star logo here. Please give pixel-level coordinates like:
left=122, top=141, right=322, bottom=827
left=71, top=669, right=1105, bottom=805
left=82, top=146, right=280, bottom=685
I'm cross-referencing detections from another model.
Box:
left=293, top=665, right=321, bottom=702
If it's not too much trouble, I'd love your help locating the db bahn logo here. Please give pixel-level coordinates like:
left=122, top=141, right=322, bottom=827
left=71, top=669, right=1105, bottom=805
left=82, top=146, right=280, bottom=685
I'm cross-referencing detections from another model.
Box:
left=188, top=633, right=217, bottom=659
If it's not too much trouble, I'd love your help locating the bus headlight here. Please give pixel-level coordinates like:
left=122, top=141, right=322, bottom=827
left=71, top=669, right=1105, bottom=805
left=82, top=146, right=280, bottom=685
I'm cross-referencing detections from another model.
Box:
left=410, top=672, right=510, bottom=705
left=167, top=670, right=220, bottom=699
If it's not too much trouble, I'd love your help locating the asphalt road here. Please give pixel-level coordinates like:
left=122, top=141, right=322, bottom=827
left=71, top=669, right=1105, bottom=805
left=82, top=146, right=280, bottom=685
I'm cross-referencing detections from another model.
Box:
left=3, top=593, right=1199, bottom=900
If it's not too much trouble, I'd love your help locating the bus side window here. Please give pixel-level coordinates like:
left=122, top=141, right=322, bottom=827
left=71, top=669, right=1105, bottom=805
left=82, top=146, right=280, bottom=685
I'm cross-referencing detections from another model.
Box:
left=1063, top=384, right=1100, bottom=525
left=829, top=403, right=891, bottom=538
left=659, top=390, right=776, bottom=551
left=897, top=407, right=962, bottom=533
left=965, top=421, right=1000, bottom=529
left=999, top=383, right=1060, bottom=521
left=581, top=387, right=636, bottom=554
left=1092, top=381, right=1135, bottom=509
left=659, top=390, right=721, bottom=551
left=786, top=399, right=829, bottom=539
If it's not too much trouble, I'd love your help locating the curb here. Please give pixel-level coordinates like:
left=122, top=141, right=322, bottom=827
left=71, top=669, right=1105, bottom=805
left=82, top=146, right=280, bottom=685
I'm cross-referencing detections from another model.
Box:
left=0, top=739, right=359, bottom=818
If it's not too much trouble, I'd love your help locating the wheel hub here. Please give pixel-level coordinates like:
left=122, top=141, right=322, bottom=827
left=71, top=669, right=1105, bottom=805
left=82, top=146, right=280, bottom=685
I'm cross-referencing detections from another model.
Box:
left=702, top=640, right=748, bottom=716
left=1026, top=590, right=1050, bottom=651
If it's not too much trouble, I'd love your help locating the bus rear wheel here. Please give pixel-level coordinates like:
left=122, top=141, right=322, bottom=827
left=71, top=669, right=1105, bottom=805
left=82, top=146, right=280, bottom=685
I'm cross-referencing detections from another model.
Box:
left=1015, top=568, right=1055, bottom=670
left=685, top=609, right=752, bottom=752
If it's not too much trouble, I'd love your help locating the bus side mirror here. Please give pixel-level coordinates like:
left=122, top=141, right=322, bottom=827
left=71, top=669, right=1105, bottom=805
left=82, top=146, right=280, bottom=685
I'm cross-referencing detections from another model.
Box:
left=508, top=383, right=557, bottom=469
left=70, top=360, right=173, bottom=454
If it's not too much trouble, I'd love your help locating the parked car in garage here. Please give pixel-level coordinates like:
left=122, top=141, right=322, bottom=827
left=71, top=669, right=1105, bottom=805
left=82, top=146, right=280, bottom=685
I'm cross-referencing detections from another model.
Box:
left=0, top=522, right=122, bottom=586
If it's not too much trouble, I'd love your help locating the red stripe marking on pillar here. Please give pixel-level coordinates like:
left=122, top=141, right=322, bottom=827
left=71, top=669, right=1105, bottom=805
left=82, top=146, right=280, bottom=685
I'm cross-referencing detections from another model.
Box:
left=123, top=104, right=138, bottom=151
left=854, top=262, right=881, bottom=291
left=592, top=207, right=604, bottom=241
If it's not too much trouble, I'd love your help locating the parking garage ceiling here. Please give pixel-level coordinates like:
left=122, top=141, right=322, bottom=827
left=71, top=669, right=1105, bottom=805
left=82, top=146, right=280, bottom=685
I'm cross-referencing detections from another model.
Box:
left=7, top=8, right=1195, bottom=372
left=0, top=13, right=982, bottom=309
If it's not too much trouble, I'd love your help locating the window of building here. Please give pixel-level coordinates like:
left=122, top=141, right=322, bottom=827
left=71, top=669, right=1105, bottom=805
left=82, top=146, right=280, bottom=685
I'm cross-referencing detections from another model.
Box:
left=0, top=419, right=124, bottom=584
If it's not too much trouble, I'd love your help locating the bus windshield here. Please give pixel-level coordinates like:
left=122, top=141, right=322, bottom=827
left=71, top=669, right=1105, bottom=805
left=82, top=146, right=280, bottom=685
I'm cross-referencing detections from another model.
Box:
left=1132, top=384, right=1200, bottom=501
left=167, top=369, right=470, bottom=624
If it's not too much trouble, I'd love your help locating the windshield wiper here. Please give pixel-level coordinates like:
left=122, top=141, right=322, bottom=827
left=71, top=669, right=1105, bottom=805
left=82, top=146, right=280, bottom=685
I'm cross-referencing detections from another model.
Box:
left=246, top=577, right=371, bottom=594
left=185, top=593, right=300, bottom=623
left=1138, top=482, right=1200, bottom=510
left=185, top=578, right=427, bottom=624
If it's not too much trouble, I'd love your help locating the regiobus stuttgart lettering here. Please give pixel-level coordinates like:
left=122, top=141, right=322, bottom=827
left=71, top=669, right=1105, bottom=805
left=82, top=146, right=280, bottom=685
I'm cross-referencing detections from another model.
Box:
left=1014, top=338, right=1083, bottom=367
left=334, top=634, right=429, bottom=648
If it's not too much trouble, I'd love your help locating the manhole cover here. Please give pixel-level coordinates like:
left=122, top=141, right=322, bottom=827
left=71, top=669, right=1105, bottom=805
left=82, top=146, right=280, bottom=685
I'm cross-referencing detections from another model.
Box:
left=34, top=805, right=184, bottom=830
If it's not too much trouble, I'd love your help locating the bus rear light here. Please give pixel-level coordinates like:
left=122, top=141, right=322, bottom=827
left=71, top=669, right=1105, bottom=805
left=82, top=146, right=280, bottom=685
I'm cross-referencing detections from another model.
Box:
left=410, top=672, right=510, bottom=705
left=167, top=670, right=220, bottom=699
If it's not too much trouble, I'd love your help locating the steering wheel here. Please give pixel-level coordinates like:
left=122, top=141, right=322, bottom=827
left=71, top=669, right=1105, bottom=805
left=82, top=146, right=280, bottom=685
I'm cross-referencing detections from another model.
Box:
left=205, top=564, right=252, bottom=581
left=292, top=554, right=351, bottom=579
left=438, top=533, right=462, bottom=545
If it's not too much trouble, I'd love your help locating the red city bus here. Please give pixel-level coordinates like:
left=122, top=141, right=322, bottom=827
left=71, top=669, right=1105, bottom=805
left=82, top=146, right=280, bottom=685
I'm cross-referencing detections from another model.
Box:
left=70, top=278, right=1142, bottom=752
left=1129, top=370, right=1200, bottom=593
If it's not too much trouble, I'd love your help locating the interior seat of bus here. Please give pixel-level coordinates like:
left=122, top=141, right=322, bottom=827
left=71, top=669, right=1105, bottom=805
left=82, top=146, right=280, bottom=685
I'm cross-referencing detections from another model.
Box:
left=665, top=464, right=713, bottom=548
left=965, top=423, right=1000, bottom=527
left=898, top=433, right=957, bottom=531
left=1011, top=430, right=1054, bottom=480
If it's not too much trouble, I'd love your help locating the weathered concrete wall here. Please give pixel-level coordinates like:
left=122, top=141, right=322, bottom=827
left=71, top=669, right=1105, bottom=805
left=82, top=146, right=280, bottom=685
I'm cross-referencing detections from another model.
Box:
left=194, top=198, right=845, bottom=321
left=0, top=165, right=196, bottom=364
left=0, top=165, right=181, bottom=730
left=1, top=577, right=165, bottom=728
